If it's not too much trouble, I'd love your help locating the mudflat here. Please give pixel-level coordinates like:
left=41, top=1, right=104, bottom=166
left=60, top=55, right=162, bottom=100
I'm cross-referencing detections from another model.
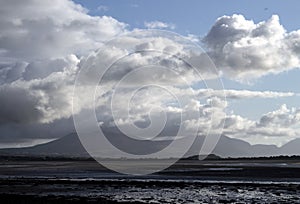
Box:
left=1, top=158, right=300, bottom=203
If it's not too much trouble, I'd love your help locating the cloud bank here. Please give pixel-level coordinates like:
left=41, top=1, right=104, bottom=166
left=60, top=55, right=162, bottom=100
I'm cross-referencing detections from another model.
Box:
left=0, top=0, right=299, bottom=148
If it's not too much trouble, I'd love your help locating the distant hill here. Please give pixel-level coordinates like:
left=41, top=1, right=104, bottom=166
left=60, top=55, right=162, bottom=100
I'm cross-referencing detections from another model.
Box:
left=280, top=138, right=300, bottom=155
left=214, top=136, right=280, bottom=157
left=0, top=133, right=89, bottom=157
left=185, top=135, right=281, bottom=158
left=0, top=133, right=299, bottom=158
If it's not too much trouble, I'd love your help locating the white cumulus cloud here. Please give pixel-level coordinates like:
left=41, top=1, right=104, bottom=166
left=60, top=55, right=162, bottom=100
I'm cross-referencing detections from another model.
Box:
left=203, top=14, right=300, bottom=81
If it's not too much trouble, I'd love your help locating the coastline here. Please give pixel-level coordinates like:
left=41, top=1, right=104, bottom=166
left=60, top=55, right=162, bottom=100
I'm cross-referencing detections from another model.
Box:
left=1, top=158, right=300, bottom=203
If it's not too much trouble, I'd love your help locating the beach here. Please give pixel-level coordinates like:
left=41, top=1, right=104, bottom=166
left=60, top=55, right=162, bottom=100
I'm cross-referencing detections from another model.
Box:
left=1, top=158, right=300, bottom=203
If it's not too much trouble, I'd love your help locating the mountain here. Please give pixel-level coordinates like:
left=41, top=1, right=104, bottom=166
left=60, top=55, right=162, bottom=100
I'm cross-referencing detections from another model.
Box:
left=212, top=135, right=254, bottom=157
left=186, top=135, right=281, bottom=158
left=0, top=133, right=89, bottom=157
left=252, top=144, right=279, bottom=157
left=280, top=138, right=300, bottom=155
left=0, top=133, right=299, bottom=158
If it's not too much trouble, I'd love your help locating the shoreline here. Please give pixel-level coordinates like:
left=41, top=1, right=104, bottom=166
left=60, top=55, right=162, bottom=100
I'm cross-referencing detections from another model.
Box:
left=1, top=177, right=300, bottom=203
left=1, top=159, right=300, bottom=203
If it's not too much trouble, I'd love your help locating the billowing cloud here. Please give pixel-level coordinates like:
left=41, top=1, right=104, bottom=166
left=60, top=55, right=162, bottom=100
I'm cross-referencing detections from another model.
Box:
left=258, top=104, right=299, bottom=127
left=0, top=0, right=299, bottom=149
left=0, top=0, right=126, bottom=61
left=0, top=0, right=127, bottom=126
left=0, top=0, right=127, bottom=145
left=203, top=14, right=300, bottom=80
left=221, top=104, right=300, bottom=145
left=0, top=55, right=78, bottom=124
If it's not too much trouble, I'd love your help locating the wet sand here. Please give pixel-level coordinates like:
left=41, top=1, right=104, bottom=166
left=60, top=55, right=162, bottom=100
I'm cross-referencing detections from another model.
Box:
left=1, top=178, right=300, bottom=203
left=1, top=158, right=300, bottom=203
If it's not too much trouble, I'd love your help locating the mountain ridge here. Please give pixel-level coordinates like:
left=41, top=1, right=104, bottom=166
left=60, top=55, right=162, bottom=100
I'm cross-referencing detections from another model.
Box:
left=0, top=133, right=299, bottom=158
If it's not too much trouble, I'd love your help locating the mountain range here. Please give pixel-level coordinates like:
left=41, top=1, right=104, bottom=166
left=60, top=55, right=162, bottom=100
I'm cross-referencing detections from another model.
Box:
left=0, top=133, right=299, bottom=158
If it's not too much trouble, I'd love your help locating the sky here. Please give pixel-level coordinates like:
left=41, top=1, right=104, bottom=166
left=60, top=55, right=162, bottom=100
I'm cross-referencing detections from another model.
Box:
left=0, top=0, right=300, bottom=149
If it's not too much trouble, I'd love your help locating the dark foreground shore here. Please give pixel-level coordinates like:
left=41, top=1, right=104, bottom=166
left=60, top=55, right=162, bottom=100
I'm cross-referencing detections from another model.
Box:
left=1, top=158, right=300, bottom=203
left=1, top=178, right=300, bottom=203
